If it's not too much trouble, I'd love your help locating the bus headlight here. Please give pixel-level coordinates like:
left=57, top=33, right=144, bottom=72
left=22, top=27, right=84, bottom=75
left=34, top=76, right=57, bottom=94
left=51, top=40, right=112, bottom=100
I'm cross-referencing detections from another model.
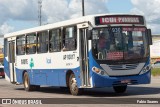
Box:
left=92, top=66, right=108, bottom=76
left=139, top=65, right=151, bottom=75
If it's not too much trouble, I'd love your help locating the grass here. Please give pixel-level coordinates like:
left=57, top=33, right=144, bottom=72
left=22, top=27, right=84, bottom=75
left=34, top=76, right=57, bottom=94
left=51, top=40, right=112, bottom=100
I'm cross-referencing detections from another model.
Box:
left=151, top=68, right=160, bottom=76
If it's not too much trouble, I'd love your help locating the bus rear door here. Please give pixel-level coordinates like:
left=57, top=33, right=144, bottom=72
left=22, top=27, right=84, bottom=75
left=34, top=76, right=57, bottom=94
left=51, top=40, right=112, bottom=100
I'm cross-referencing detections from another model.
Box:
left=8, top=39, right=16, bottom=84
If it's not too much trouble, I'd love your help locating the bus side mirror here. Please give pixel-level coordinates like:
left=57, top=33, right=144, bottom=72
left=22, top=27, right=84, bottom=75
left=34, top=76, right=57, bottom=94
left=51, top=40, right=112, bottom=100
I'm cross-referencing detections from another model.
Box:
left=87, top=30, right=92, bottom=40
left=147, top=29, right=152, bottom=45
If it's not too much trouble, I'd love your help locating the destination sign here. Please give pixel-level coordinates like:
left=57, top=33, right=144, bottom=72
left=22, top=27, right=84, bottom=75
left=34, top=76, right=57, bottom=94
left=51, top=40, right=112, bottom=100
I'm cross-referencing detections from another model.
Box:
left=95, top=15, right=144, bottom=25
left=122, top=27, right=146, bottom=31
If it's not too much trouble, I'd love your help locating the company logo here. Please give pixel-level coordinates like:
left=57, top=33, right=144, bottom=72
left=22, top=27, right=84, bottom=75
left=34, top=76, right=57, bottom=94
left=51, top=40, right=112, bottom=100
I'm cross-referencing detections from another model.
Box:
left=29, top=58, right=34, bottom=69
left=2, top=99, right=11, bottom=104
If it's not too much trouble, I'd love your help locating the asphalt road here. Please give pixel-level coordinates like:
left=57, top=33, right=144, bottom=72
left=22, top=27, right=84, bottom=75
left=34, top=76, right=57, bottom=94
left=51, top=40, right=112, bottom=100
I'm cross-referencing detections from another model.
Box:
left=0, top=76, right=160, bottom=107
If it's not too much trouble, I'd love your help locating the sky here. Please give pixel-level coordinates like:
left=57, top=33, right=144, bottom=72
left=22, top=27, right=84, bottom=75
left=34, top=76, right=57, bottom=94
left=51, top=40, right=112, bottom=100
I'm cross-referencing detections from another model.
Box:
left=0, top=0, right=160, bottom=45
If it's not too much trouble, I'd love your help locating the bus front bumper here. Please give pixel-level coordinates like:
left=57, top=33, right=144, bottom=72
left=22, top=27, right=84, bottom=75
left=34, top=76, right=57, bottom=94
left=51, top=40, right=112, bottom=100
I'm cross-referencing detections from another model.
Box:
left=92, top=71, right=151, bottom=88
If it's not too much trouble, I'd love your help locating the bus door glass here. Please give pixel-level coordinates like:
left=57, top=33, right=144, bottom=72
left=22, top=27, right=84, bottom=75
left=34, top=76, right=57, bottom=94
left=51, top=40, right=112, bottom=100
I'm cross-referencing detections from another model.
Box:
left=8, top=40, right=16, bottom=83
left=79, top=28, right=90, bottom=87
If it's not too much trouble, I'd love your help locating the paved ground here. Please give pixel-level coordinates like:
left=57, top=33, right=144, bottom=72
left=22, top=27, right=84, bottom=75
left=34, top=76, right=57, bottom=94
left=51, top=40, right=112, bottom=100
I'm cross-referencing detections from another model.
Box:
left=0, top=76, right=160, bottom=107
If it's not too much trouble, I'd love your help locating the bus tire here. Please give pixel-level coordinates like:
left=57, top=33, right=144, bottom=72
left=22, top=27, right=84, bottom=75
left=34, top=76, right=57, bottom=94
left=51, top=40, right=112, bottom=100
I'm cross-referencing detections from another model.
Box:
left=60, top=87, right=68, bottom=90
left=23, top=72, right=34, bottom=91
left=113, top=85, right=127, bottom=93
left=34, top=85, right=40, bottom=91
left=69, top=73, right=82, bottom=96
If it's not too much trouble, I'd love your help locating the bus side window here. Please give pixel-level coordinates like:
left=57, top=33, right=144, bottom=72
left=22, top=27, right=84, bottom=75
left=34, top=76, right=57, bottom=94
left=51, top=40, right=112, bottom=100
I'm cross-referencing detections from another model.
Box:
left=16, top=35, right=25, bottom=55
left=26, top=33, right=36, bottom=54
left=49, top=29, right=61, bottom=52
left=63, top=26, right=77, bottom=51
left=37, top=31, right=49, bottom=53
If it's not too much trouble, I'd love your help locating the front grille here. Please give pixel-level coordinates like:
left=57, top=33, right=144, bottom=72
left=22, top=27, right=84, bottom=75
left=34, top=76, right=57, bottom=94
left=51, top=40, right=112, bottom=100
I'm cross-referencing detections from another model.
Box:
left=109, top=64, right=139, bottom=70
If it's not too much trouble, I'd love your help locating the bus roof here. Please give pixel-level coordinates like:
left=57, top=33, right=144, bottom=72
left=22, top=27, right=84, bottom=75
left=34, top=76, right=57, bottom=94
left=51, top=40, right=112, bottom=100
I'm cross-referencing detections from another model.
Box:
left=4, top=13, right=144, bottom=38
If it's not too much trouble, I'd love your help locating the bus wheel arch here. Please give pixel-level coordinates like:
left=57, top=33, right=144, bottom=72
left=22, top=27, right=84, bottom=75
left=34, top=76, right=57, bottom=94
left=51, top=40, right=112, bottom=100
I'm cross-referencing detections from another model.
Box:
left=22, top=70, right=27, bottom=86
left=66, top=70, right=74, bottom=88
left=23, top=71, right=34, bottom=91
left=22, top=70, right=40, bottom=91
left=66, top=71, right=82, bottom=95
left=23, top=71, right=31, bottom=91
left=22, top=70, right=27, bottom=79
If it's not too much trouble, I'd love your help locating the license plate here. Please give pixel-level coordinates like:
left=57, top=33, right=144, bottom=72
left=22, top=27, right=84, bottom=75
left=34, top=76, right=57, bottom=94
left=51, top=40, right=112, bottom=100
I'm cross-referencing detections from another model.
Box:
left=121, top=80, right=131, bottom=84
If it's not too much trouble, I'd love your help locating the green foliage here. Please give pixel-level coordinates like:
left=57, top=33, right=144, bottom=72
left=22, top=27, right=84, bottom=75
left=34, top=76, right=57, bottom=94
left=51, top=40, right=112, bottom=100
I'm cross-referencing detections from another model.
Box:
left=151, top=68, right=160, bottom=76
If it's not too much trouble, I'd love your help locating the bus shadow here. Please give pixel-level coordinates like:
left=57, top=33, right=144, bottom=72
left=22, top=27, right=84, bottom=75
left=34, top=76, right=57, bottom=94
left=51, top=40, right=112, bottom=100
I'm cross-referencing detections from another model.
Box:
left=15, top=86, right=71, bottom=95
left=15, top=85, right=160, bottom=97
left=39, top=87, right=71, bottom=95
left=82, top=86, right=160, bottom=97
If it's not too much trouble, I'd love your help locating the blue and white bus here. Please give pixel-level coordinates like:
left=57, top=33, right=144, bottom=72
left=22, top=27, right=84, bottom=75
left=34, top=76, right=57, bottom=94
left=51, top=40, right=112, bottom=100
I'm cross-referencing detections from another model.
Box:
left=4, top=14, right=152, bottom=95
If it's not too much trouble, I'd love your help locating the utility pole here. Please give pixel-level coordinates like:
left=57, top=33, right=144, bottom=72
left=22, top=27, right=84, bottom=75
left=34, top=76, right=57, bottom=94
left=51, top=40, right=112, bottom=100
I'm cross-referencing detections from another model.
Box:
left=82, top=0, right=85, bottom=16
left=38, top=0, right=42, bottom=26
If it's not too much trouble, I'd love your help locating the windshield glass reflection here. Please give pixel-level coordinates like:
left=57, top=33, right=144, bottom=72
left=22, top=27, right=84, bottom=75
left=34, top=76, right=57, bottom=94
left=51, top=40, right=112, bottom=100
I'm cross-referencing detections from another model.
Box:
left=92, top=27, right=149, bottom=62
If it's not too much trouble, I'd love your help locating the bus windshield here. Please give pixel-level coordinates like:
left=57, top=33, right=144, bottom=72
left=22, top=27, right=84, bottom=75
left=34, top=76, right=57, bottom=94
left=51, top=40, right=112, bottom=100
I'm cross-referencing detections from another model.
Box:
left=92, top=27, right=149, bottom=63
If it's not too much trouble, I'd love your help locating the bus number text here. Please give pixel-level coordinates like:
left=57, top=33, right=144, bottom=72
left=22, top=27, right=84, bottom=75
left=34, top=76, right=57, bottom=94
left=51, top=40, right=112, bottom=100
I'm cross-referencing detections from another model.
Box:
left=21, top=59, right=28, bottom=65
left=63, top=54, right=75, bottom=60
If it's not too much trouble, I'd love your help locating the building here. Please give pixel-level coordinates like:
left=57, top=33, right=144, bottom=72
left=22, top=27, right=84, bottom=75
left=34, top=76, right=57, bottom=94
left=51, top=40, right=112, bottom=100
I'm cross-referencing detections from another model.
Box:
left=150, top=35, right=160, bottom=63
left=0, top=45, right=3, bottom=63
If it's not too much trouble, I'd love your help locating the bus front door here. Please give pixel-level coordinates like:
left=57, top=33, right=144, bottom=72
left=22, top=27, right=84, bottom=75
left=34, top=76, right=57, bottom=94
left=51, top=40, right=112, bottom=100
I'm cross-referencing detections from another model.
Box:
left=79, top=28, right=90, bottom=87
left=8, top=41, right=16, bottom=84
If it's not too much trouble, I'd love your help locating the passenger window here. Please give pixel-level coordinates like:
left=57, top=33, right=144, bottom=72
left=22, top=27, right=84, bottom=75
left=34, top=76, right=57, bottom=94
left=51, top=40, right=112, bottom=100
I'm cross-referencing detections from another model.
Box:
left=16, top=35, right=25, bottom=55
left=26, top=33, right=36, bottom=54
left=49, top=29, right=61, bottom=52
left=37, top=31, right=49, bottom=53
left=63, top=26, right=77, bottom=51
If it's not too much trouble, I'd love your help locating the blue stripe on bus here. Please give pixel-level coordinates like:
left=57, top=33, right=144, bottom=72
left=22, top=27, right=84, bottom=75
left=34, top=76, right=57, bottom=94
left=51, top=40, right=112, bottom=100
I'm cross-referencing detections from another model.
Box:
left=15, top=67, right=81, bottom=87
left=15, top=67, right=150, bottom=88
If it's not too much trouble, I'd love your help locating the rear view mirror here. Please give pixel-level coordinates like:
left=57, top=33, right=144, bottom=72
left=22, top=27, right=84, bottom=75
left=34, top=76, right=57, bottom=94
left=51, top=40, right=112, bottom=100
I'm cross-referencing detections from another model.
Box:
left=147, top=29, right=152, bottom=45
left=87, top=30, right=92, bottom=40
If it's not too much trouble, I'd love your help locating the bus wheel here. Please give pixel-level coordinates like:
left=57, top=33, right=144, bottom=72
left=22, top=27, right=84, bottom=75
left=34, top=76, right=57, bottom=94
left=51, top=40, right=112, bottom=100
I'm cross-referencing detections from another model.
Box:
left=113, top=85, right=127, bottom=93
left=69, top=73, right=82, bottom=96
left=23, top=72, right=34, bottom=91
